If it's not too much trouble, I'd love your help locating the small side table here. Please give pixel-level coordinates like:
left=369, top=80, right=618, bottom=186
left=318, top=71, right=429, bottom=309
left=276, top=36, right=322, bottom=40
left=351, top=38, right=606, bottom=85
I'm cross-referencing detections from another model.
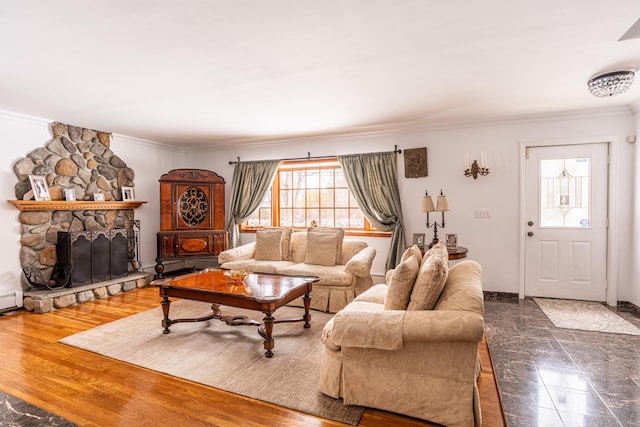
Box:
left=447, top=246, right=468, bottom=260
left=416, top=245, right=468, bottom=260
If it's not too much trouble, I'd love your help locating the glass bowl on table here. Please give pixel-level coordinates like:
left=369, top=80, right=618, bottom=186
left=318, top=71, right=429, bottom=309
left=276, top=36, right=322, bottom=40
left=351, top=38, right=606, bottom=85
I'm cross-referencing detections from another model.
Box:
left=223, top=269, right=252, bottom=284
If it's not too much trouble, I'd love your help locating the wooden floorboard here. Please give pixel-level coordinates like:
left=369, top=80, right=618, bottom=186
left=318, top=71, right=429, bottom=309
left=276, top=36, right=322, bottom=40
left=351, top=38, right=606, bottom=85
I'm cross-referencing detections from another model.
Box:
left=0, top=286, right=506, bottom=426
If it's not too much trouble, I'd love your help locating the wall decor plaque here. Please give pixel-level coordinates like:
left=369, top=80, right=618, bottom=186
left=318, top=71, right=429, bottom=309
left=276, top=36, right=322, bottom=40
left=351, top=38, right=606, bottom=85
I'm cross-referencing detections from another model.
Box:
left=404, top=147, right=428, bottom=178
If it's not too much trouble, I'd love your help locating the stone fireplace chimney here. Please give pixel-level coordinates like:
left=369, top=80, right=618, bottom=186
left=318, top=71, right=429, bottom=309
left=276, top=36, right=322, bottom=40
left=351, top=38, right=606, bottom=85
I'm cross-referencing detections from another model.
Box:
left=12, top=122, right=139, bottom=291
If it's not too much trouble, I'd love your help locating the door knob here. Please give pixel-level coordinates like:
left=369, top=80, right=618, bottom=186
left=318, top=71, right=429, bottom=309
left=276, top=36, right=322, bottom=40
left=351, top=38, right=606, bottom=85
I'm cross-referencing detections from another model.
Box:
left=527, top=231, right=534, bottom=237
left=528, top=221, right=534, bottom=226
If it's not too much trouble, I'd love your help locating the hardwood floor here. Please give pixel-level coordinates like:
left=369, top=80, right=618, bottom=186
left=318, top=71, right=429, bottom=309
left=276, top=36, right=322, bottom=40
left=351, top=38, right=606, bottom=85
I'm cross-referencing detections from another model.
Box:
left=0, top=287, right=505, bottom=426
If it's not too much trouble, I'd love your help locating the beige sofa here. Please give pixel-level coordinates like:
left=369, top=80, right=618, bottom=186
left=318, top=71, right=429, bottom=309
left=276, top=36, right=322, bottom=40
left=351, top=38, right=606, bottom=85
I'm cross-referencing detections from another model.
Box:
left=218, top=228, right=376, bottom=313
left=318, top=242, right=485, bottom=427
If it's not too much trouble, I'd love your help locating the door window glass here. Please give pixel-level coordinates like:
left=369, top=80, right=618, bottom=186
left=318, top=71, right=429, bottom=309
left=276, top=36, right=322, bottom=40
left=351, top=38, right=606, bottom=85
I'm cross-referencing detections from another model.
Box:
left=540, top=157, right=590, bottom=228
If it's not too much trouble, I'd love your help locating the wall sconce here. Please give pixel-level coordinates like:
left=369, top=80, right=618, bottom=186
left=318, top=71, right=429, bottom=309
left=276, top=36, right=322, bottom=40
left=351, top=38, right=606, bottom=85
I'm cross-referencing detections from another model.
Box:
left=464, top=152, right=490, bottom=179
left=421, top=190, right=450, bottom=248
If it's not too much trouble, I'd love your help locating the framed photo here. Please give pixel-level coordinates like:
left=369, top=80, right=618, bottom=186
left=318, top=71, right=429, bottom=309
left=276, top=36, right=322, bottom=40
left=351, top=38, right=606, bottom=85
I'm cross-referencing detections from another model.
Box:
left=64, top=188, right=76, bottom=201
left=121, top=186, right=135, bottom=201
left=29, top=175, right=51, bottom=201
left=93, top=192, right=105, bottom=201
left=412, top=233, right=425, bottom=248
left=446, top=234, right=458, bottom=249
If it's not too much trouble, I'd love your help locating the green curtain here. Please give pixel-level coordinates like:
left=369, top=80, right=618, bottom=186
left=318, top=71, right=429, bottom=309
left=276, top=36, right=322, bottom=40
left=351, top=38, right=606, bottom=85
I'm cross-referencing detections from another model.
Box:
left=338, top=152, right=406, bottom=270
left=226, top=160, right=280, bottom=247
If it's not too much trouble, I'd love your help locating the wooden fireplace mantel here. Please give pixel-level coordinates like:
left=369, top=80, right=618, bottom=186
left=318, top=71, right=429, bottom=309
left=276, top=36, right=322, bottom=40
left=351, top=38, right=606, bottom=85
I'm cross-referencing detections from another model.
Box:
left=8, top=200, right=147, bottom=211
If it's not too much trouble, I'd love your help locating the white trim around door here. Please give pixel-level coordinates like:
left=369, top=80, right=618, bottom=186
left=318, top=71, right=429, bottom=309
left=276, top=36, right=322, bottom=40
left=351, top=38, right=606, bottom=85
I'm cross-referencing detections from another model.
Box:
left=519, top=136, right=620, bottom=306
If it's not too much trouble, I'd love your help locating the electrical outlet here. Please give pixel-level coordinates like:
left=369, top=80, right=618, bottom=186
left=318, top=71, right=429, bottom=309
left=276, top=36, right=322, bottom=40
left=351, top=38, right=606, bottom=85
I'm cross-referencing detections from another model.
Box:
left=475, top=209, right=491, bottom=218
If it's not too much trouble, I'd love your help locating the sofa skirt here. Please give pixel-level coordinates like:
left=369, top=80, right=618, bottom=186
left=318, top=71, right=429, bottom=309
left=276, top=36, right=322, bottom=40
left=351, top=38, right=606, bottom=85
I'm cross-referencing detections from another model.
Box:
left=288, top=286, right=356, bottom=313
left=318, top=346, right=344, bottom=399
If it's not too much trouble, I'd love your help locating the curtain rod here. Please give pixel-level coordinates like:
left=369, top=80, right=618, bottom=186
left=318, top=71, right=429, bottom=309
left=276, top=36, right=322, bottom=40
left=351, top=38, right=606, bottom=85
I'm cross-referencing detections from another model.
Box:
left=228, top=145, right=403, bottom=165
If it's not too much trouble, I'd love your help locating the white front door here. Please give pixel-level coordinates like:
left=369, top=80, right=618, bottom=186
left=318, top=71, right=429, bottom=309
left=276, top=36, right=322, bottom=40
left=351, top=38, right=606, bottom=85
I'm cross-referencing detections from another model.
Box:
left=524, top=143, right=608, bottom=301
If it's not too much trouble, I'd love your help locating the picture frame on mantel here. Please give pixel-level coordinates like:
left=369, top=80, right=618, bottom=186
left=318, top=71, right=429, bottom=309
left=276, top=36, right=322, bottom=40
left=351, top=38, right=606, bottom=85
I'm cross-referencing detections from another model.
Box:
left=29, top=175, right=51, bottom=201
left=64, top=188, right=76, bottom=201
left=121, top=186, right=135, bottom=201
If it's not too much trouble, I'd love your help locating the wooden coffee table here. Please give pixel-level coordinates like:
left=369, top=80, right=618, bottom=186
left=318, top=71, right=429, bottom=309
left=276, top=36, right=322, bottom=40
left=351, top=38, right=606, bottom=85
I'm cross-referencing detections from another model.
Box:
left=151, top=269, right=319, bottom=358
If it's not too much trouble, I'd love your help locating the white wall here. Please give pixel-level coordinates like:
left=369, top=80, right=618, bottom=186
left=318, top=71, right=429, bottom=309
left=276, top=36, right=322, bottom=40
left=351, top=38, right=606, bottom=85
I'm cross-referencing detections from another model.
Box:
left=2, top=109, right=637, bottom=307
left=0, top=112, right=52, bottom=296
left=0, top=111, right=188, bottom=298
left=187, top=111, right=637, bottom=304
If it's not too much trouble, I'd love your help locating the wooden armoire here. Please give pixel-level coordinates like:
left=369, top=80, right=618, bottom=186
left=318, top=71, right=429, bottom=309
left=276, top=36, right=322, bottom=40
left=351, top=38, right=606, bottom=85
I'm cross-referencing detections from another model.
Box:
left=154, top=169, right=227, bottom=277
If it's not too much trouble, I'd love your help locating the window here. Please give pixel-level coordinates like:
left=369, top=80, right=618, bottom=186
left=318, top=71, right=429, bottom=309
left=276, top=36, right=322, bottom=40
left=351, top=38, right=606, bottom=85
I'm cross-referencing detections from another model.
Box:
left=242, top=159, right=387, bottom=235
left=539, top=157, right=591, bottom=228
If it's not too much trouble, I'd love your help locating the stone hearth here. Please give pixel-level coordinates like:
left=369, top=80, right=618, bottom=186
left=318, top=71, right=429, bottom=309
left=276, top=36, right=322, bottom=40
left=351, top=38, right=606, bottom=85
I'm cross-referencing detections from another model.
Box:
left=23, top=271, right=153, bottom=314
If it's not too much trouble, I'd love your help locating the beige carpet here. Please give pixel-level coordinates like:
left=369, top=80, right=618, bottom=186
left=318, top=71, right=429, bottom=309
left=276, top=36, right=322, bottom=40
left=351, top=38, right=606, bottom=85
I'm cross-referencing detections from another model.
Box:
left=534, top=298, right=640, bottom=335
left=59, top=300, right=364, bottom=425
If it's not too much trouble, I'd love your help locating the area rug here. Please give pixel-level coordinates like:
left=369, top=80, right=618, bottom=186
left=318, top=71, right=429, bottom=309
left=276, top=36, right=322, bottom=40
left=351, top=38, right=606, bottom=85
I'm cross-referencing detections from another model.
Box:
left=59, top=300, right=364, bottom=425
left=534, top=298, right=640, bottom=335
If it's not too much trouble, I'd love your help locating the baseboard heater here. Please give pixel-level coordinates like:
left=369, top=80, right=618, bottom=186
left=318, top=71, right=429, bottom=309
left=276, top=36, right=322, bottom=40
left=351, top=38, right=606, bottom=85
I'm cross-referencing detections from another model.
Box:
left=0, top=290, right=23, bottom=313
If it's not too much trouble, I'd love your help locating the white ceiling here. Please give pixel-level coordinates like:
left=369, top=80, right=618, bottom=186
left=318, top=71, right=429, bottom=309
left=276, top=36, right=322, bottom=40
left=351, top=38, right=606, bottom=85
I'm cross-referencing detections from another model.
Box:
left=1, top=1, right=640, bottom=150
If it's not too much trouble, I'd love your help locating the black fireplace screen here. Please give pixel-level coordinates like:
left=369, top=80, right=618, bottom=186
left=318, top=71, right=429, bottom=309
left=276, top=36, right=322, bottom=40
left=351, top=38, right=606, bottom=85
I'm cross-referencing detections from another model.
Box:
left=57, top=229, right=129, bottom=287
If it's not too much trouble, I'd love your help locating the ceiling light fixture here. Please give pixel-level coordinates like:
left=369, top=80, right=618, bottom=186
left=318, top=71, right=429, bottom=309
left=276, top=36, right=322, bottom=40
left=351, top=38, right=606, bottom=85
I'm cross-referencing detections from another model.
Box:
left=588, top=71, right=635, bottom=97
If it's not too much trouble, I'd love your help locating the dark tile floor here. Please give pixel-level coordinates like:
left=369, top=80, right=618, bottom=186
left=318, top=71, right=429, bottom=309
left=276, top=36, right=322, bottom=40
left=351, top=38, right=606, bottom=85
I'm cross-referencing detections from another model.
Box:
left=484, top=298, right=640, bottom=427
left=0, top=391, right=76, bottom=426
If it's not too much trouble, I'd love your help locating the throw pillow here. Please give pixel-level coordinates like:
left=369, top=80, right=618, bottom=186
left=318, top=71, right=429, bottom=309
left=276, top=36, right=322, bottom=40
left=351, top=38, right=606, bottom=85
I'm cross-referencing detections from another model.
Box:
left=401, top=244, right=423, bottom=264
left=311, top=227, right=345, bottom=261
left=304, top=227, right=345, bottom=266
left=266, top=226, right=293, bottom=261
left=407, top=241, right=449, bottom=310
left=420, top=243, right=437, bottom=265
left=254, top=228, right=283, bottom=261
left=384, top=255, right=420, bottom=310
left=420, top=241, right=453, bottom=265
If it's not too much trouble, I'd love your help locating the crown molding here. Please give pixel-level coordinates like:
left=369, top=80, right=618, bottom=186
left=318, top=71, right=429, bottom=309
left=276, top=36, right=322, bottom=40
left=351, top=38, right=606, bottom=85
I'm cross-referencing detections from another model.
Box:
left=190, top=106, right=637, bottom=152
left=0, top=109, right=183, bottom=152
left=405, top=106, right=635, bottom=133
left=111, top=133, right=188, bottom=153
left=0, top=110, right=52, bottom=126
left=3, top=104, right=636, bottom=153
left=187, top=121, right=410, bottom=152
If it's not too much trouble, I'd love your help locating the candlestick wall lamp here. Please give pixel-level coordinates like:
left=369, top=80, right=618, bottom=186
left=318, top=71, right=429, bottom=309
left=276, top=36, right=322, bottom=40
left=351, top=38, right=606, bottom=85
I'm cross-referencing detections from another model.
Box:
left=464, top=152, right=490, bottom=179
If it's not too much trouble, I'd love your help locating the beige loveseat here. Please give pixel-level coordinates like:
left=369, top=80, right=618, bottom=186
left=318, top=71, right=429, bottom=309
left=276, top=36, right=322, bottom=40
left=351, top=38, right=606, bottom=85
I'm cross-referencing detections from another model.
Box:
left=319, top=242, right=485, bottom=427
left=218, top=227, right=376, bottom=313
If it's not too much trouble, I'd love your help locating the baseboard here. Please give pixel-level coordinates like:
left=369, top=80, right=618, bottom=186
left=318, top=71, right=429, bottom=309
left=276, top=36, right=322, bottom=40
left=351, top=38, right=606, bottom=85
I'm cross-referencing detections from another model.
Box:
left=483, top=291, right=640, bottom=320
left=617, top=301, right=640, bottom=318
left=0, top=290, right=23, bottom=313
left=483, top=291, right=519, bottom=303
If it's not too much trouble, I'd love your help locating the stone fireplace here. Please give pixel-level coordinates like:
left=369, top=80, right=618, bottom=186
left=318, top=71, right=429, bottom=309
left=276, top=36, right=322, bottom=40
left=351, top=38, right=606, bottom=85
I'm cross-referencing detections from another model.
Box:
left=10, top=122, right=152, bottom=313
